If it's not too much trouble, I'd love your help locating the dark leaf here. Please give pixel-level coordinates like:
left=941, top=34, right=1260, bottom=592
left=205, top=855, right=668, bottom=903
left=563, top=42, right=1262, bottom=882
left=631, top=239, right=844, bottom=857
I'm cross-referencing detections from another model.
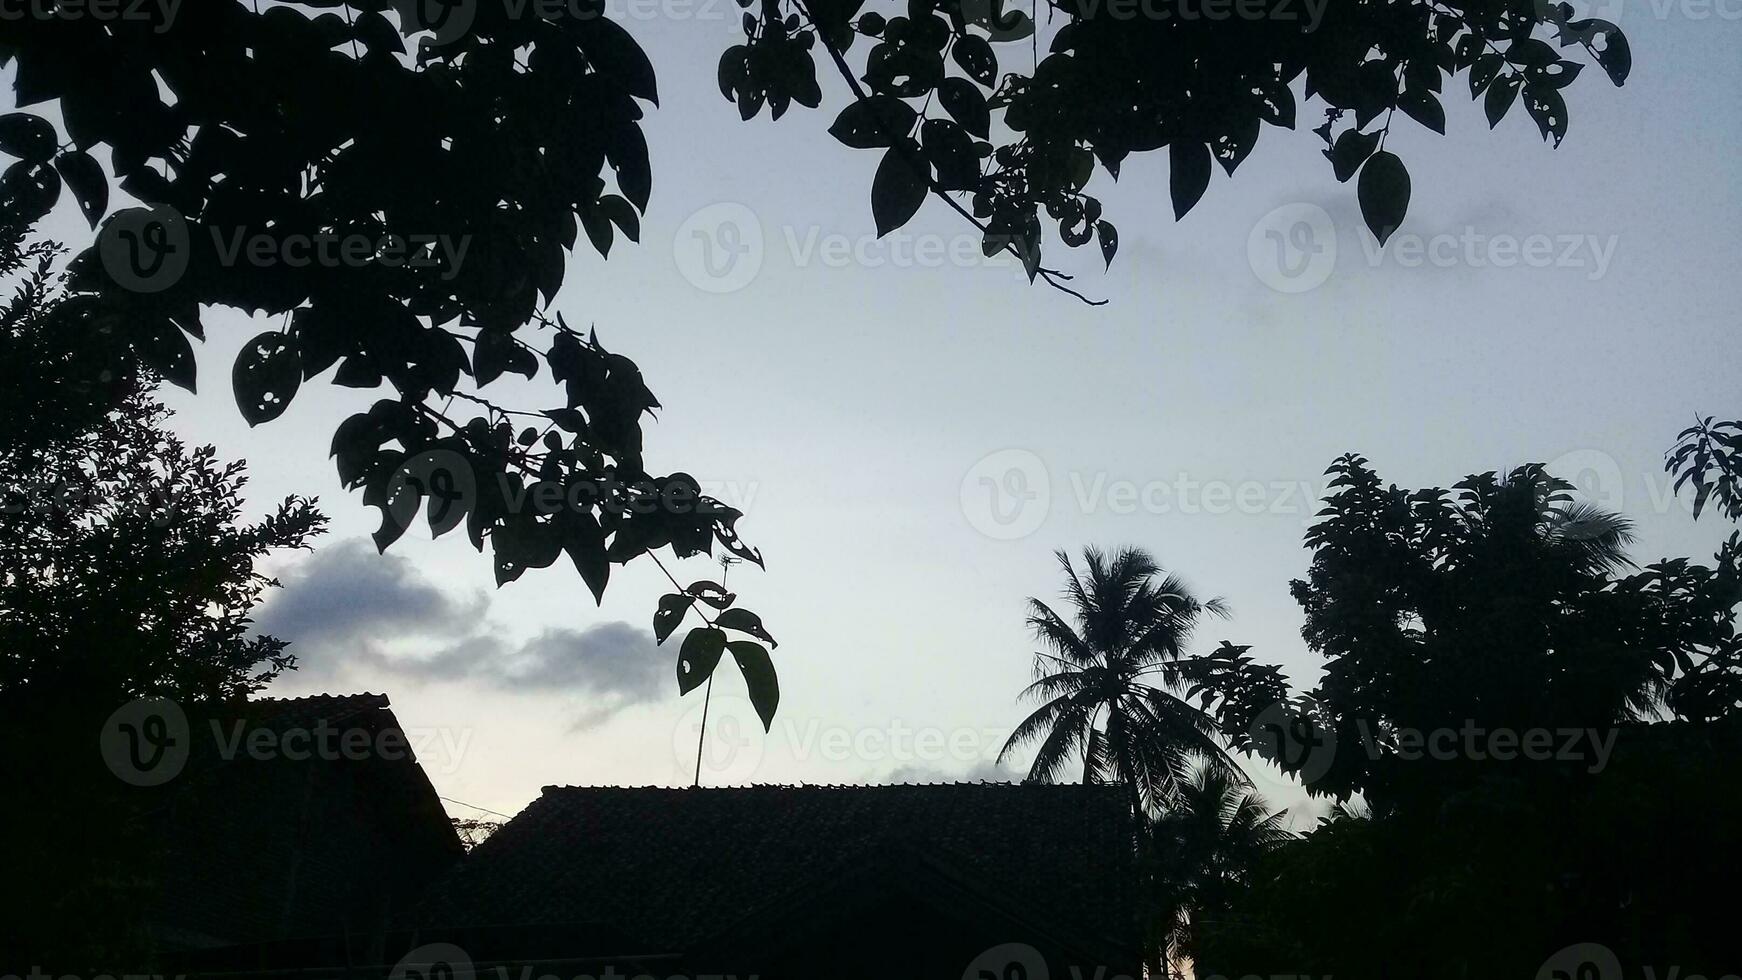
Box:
left=952, top=34, right=996, bottom=86
left=871, top=143, right=928, bottom=236
left=829, top=95, right=918, bottom=148
left=1357, top=150, right=1410, bottom=246
left=1097, top=220, right=1117, bottom=268
left=1169, top=141, right=1211, bottom=220
left=1523, top=85, right=1569, bottom=146
left=728, top=639, right=780, bottom=730
left=133, top=317, right=198, bottom=392
left=937, top=78, right=990, bottom=138
left=654, top=593, right=691, bottom=645
left=1399, top=90, right=1446, bottom=134
left=576, top=15, right=659, bottom=105
left=1485, top=75, right=1521, bottom=128
left=1325, top=128, right=1381, bottom=183
left=677, top=626, right=727, bottom=694
left=0, top=112, right=55, bottom=162
left=52, top=150, right=106, bottom=228
left=232, top=332, right=303, bottom=427
left=715, top=607, right=778, bottom=647
left=1565, top=19, right=1630, bottom=86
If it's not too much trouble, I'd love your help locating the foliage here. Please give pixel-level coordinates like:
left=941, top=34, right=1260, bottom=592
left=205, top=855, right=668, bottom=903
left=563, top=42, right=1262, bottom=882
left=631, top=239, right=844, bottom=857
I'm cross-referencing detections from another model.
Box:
left=1193, top=717, right=1742, bottom=980
left=0, top=0, right=1641, bottom=703
left=998, top=547, right=1240, bottom=812
left=1667, top=415, right=1742, bottom=523
left=0, top=226, right=327, bottom=704
left=1143, top=764, right=1291, bottom=977
left=452, top=817, right=505, bottom=851
left=759, top=0, right=1630, bottom=275
left=1188, top=454, right=1741, bottom=807
left=1, top=2, right=775, bottom=714
left=0, top=221, right=327, bottom=969
left=1175, top=454, right=1742, bottom=978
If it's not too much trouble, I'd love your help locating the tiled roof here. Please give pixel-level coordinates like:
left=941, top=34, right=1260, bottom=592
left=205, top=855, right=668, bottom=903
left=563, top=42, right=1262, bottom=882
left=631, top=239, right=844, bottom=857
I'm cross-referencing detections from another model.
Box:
left=148, top=692, right=463, bottom=950
left=417, top=782, right=1139, bottom=956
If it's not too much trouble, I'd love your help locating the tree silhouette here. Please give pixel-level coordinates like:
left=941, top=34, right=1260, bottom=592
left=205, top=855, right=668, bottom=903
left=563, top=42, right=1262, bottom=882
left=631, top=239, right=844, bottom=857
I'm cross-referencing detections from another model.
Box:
left=0, top=0, right=1637, bottom=703
left=1667, top=416, right=1742, bottom=523
left=0, top=218, right=329, bottom=967
left=1184, top=455, right=1741, bottom=807
left=0, top=225, right=327, bottom=705
left=1175, top=454, right=1742, bottom=980
left=1144, top=764, right=1291, bottom=978
left=998, top=547, right=1240, bottom=812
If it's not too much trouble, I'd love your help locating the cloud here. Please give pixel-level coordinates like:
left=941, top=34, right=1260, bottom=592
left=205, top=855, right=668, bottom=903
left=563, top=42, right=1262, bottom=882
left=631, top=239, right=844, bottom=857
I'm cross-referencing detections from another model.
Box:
left=254, top=538, right=487, bottom=647
left=255, top=538, right=665, bottom=727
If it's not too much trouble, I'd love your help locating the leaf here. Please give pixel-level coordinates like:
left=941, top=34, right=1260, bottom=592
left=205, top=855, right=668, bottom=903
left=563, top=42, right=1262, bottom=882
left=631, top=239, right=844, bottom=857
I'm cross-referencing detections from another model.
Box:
left=1523, top=85, right=1568, bottom=146
left=1257, top=79, right=1296, bottom=128
left=871, top=143, right=927, bottom=237
left=133, top=318, right=197, bottom=392
left=937, top=78, right=990, bottom=139
left=1213, top=116, right=1260, bottom=176
left=576, top=15, right=659, bottom=105
left=1357, top=150, right=1410, bottom=246
left=654, top=593, right=691, bottom=645
left=1485, top=75, right=1521, bottom=128
left=1469, top=53, right=1505, bottom=97
left=52, top=150, right=106, bottom=228
left=1169, top=141, right=1211, bottom=220
left=232, top=332, right=303, bottom=427
left=921, top=118, right=979, bottom=191
left=1324, top=129, right=1380, bottom=183
left=561, top=511, right=609, bottom=603
left=685, top=579, right=736, bottom=609
left=1566, top=20, right=1630, bottom=86
left=728, top=640, right=780, bottom=731
left=1097, top=220, right=1117, bottom=268
left=1399, top=90, right=1445, bottom=134
left=828, top=96, right=918, bottom=149
left=677, top=626, right=727, bottom=694
left=1, top=161, right=60, bottom=225
left=0, top=112, right=55, bottom=162
left=715, top=607, right=778, bottom=648
left=719, top=44, right=749, bottom=101
left=952, top=35, right=997, bottom=86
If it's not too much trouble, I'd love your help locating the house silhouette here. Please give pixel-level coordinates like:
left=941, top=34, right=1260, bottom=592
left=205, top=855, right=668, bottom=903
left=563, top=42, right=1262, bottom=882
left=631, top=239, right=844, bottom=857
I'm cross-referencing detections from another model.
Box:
left=152, top=695, right=1142, bottom=980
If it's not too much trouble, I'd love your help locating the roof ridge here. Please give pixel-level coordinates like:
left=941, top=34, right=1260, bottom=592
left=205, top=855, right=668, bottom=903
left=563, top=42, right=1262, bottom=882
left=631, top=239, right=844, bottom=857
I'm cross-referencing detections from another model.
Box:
left=255, top=692, right=390, bottom=705
left=537, top=781, right=1119, bottom=793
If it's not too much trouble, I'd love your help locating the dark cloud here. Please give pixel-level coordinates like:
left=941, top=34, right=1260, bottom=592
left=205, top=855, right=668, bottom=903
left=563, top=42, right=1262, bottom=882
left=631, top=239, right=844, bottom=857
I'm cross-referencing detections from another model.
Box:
left=256, top=538, right=665, bottom=727
left=255, top=538, right=487, bottom=647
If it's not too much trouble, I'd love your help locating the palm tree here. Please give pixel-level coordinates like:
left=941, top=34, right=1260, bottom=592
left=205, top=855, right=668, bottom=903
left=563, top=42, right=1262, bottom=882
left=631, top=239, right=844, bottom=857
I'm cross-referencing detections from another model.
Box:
left=1529, top=471, right=1636, bottom=573
left=997, top=546, right=1240, bottom=812
left=1145, top=765, right=1294, bottom=978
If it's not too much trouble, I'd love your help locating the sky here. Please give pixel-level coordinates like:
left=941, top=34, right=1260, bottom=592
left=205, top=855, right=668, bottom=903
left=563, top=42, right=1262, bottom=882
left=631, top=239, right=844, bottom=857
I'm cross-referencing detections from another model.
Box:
left=11, top=0, right=1741, bottom=828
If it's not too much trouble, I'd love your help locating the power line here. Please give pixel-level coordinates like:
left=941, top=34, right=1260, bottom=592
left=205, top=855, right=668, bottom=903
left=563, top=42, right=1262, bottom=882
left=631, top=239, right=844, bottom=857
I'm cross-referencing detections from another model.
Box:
left=439, top=795, right=514, bottom=821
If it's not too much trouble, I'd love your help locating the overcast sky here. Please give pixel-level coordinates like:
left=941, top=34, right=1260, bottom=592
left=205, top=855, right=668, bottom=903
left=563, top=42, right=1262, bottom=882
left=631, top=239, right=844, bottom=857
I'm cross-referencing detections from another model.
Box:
left=13, top=0, right=1740, bottom=826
